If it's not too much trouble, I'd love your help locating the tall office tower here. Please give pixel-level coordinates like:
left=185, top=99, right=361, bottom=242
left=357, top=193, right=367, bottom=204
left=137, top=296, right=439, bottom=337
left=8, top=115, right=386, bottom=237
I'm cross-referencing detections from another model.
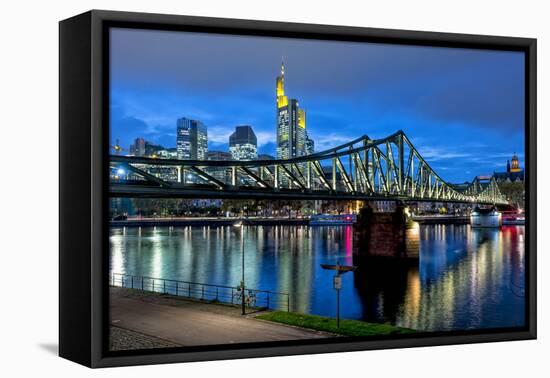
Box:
left=275, top=61, right=315, bottom=188
left=129, top=137, right=146, bottom=157
left=276, top=61, right=310, bottom=160
left=229, top=125, right=258, bottom=161
left=176, top=117, right=208, bottom=160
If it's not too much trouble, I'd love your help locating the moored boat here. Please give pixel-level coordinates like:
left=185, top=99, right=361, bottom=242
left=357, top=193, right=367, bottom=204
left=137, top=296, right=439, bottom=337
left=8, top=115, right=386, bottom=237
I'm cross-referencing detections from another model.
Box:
left=470, top=206, right=501, bottom=228
left=309, top=214, right=356, bottom=226
left=500, top=209, right=525, bottom=225
left=501, top=214, right=525, bottom=225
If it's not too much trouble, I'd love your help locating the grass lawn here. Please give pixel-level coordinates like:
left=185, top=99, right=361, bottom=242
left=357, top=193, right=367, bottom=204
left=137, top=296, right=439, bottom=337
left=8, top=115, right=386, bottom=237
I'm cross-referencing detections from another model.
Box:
left=256, top=311, right=415, bottom=337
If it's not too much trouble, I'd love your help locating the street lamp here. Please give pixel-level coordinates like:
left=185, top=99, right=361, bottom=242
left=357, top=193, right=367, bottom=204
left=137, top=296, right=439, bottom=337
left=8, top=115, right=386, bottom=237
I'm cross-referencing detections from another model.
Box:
left=234, top=221, right=246, bottom=315
left=320, top=261, right=357, bottom=327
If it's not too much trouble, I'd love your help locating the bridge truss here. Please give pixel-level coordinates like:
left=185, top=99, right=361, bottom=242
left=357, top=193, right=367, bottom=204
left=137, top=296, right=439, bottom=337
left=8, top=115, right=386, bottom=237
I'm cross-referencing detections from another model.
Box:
left=110, top=130, right=507, bottom=205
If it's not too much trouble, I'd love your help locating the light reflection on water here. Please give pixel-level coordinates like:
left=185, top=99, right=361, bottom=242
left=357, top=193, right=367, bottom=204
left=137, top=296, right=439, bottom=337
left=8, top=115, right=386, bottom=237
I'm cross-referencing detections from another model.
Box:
left=109, top=224, right=525, bottom=331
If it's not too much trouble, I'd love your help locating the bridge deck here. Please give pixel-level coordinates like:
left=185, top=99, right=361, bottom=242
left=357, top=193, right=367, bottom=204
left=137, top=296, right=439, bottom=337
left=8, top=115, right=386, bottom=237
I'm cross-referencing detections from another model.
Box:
left=110, top=184, right=495, bottom=204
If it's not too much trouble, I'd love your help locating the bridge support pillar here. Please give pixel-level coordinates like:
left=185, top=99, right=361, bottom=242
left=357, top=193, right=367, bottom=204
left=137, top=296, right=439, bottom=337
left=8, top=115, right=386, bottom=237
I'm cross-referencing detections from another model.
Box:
left=353, top=203, right=419, bottom=263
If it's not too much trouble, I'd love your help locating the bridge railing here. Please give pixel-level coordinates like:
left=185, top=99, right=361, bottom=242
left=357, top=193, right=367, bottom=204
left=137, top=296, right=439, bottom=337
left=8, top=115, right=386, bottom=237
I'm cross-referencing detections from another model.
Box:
left=110, top=272, right=291, bottom=312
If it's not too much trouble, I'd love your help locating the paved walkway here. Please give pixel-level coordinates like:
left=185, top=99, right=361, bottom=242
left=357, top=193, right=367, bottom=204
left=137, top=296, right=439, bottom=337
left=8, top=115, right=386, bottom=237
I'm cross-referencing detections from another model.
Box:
left=110, top=287, right=333, bottom=347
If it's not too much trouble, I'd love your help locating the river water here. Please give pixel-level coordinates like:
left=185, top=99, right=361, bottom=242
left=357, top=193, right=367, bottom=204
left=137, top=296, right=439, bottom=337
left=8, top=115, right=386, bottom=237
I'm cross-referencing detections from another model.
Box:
left=109, top=224, right=525, bottom=332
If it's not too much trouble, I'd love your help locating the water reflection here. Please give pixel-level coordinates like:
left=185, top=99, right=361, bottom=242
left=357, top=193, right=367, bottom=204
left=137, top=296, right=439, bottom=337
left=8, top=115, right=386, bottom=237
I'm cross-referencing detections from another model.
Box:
left=109, top=224, right=525, bottom=331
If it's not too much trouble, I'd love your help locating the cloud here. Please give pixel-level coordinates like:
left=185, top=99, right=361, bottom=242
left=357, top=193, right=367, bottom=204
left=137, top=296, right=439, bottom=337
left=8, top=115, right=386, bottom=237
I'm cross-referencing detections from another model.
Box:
left=419, top=146, right=473, bottom=161
left=207, top=125, right=234, bottom=145
left=259, top=141, right=277, bottom=156
left=310, top=133, right=358, bottom=151
left=255, top=131, right=276, bottom=148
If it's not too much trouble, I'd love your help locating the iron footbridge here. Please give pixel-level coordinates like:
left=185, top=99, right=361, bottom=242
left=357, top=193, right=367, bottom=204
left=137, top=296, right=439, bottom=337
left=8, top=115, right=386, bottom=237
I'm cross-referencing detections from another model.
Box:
left=110, top=130, right=507, bottom=205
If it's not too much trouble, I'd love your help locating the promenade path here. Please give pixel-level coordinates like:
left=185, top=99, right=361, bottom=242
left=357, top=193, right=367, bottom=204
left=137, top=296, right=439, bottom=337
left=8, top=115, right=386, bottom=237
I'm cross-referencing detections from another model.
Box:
left=110, top=287, right=333, bottom=348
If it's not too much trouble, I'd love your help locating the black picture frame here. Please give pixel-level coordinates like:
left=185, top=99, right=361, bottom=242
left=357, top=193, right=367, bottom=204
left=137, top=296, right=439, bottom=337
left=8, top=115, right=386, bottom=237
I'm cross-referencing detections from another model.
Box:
left=59, top=9, right=537, bottom=368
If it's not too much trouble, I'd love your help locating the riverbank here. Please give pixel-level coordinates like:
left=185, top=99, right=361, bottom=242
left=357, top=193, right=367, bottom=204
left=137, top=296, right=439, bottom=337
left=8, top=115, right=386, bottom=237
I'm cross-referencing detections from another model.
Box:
left=111, top=215, right=472, bottom=228
left=256, top=312, right=414, bottom=337
left=109, top=287, right=415, bottom=350
left=110, top=217, right=309, bottom=227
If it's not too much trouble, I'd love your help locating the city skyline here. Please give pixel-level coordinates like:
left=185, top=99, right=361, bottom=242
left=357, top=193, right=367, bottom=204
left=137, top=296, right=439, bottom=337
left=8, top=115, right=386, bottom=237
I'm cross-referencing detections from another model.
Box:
left=110, top=28, right=525, bottom=182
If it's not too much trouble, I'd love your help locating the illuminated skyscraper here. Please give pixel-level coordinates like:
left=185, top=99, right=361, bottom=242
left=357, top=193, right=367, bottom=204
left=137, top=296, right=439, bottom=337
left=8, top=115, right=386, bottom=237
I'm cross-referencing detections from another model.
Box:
left=229, top=125, right=257, bottom=161
left=276, top=61, right=310, bottom=160
left=176, top=117, right=208, bottom=160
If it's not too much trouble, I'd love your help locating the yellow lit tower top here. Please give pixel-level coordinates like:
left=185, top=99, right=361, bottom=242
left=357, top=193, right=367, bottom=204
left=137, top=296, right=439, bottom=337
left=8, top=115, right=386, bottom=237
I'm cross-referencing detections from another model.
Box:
left=276, top=60, right=288, bottom=108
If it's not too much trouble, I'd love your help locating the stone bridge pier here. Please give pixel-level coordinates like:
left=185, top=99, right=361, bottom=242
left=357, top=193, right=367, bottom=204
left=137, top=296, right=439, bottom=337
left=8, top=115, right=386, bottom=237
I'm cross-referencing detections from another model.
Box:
left=353, top=203, right=420, bottom=263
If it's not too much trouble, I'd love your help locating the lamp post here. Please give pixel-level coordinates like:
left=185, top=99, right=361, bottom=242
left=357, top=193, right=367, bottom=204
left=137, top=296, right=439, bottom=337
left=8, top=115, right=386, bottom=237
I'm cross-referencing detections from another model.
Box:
left=234, top=221, right=246, bottom=315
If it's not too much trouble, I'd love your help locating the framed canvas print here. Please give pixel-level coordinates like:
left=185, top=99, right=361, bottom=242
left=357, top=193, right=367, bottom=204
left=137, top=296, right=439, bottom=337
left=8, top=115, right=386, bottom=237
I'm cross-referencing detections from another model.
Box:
left=59, top=10, right=536, bottom=368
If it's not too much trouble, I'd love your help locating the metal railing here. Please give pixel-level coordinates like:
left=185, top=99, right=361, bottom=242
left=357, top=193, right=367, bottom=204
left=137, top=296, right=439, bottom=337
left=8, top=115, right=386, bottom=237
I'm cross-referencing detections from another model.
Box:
left=110, top=272, right=290, bottom=312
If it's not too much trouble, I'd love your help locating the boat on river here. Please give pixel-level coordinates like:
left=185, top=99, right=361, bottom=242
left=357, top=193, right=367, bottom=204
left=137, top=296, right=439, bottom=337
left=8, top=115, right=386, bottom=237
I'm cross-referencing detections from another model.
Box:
left=470, top=207, right=501, bottom=228
left=501, top=209, right=525, bottom=225
left=309, top=214, right=356, bottom=226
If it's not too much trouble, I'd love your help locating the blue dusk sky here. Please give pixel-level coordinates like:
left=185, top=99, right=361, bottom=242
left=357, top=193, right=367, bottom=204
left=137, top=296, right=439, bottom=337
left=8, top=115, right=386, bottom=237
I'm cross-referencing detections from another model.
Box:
left=110, top=28, right=525, bottom=183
